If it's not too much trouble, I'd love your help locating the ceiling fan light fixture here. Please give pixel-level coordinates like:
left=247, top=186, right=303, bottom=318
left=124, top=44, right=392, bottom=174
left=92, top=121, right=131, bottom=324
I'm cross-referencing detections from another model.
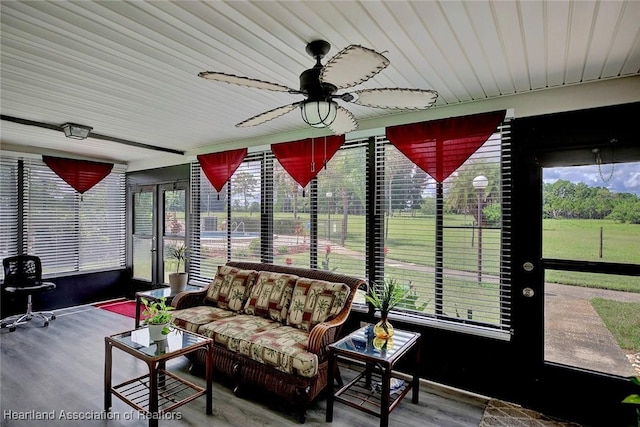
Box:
left=300, top=100, right=337, bottom=128
left=61, top=123, right=93, bottom=140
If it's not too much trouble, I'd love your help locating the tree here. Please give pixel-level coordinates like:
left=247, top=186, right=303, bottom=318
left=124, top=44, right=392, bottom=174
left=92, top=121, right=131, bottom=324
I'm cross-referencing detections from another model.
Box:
left=384, top=149, right=418, bottom=216
left=608, top=197, right=640, bottom=224
left=543, top=180, right=636, bottom=220
left=543, top=180, right=575, bottom=218
left=232, top=171, right=257, bottom=211
left=444, top=160, right=500, bottom=224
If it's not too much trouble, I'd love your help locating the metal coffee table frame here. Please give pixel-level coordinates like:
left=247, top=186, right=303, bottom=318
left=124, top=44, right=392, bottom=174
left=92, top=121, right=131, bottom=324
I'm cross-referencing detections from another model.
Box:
left=104, top=326, right=213, bottom=427
left=326, top=325, right=421, bottom=427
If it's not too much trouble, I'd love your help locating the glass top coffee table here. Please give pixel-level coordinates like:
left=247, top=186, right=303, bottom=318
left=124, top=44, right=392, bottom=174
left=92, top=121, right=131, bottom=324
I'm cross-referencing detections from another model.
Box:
left=104, top=326, right=213, bottom=427
left=326, top=325, right=421, bottom=427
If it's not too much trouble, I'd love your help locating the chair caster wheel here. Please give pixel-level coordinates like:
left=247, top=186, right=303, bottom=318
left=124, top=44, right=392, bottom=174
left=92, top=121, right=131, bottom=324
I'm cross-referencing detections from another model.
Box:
left=51, top=314, right=56, bottom=320
left=9, top=327, right=16, bottom=332
left=44, top=322, right=49, bottom=327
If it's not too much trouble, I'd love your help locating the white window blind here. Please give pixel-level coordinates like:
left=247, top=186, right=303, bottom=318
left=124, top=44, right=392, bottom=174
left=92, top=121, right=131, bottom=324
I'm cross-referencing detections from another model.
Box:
left=271, top=155, right=309, bottom=267
left=22, top=158, right=126, bottom=275
left=229, top=159, right=262, bottom=262
left=189, top=155, right=263, bottom=284
left=266, top=141, right=368, bottom=277
left=315, top=141, right=368, bottom=279
left=378, top=121, right=512, bottom=333
left=0, top=155, right=19, bottom=280
left=189, top=123, right=511, bottom=337
left=189, top=162, right=225, bottom=285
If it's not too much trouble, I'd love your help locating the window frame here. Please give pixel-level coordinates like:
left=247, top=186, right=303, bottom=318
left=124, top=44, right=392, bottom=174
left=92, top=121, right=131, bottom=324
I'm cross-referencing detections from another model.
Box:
left=1, top=153, right=126, bottom=278
left=189, top=122, right=512, bottom=339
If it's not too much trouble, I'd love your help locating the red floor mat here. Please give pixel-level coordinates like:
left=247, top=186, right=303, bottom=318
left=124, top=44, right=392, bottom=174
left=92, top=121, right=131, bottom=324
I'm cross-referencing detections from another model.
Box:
left=95, top=300, right=139, bottom=319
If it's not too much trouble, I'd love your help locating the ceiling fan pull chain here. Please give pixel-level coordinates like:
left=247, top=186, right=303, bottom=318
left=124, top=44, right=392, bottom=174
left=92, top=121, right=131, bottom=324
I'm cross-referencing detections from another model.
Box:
left=324, top=136, right=328, bottom=169
left=311, top=137, right=315, bottom=173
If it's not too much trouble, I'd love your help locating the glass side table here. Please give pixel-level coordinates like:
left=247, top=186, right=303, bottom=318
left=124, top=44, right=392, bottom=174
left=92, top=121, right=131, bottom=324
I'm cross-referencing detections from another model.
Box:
left=104, top=326, right=213, bottom=427
left=326, top=325, right=421, bottom=427
left=135, top=285, right=201, bottom=328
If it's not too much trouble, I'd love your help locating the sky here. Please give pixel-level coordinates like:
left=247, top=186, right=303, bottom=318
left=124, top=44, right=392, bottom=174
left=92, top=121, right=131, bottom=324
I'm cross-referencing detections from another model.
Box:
left=543, top=162, right=640, bottom=196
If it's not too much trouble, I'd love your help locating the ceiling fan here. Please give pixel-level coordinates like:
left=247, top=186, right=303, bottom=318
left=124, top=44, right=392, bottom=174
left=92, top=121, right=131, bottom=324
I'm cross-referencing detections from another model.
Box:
left=198, top=40, right=438, bottom=135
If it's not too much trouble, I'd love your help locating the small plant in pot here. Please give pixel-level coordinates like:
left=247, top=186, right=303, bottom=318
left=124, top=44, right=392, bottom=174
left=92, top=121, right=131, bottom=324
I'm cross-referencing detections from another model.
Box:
left=142, top=297, right=175, bottom=341
left=622, top=376, right=640, bottom=427
left=168, top=243, right=188, bottom=293
left=365, top=278, right=407, bottom=339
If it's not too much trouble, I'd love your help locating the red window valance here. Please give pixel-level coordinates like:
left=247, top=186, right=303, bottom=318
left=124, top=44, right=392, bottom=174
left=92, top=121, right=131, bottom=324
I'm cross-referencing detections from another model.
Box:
left=197, top=148, right=248, bottom=192
left=43, top=155, right=113, bottom=194
left=386, top=110, right=506, bottom=182
left=271, top=135, right=345, bottom=189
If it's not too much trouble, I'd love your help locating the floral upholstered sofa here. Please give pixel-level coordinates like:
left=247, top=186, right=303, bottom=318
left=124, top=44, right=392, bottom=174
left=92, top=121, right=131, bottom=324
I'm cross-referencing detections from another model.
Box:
left=170, top=261, right=366, bottom=423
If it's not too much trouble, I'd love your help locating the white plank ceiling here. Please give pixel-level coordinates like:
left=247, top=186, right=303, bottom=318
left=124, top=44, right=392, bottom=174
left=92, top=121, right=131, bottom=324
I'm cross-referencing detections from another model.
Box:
left=1, top=0, right=639, bottom=167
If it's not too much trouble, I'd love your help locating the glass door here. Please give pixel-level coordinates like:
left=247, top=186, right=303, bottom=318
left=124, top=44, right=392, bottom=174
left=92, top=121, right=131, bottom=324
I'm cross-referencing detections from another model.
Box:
left=131, top=182, right=188, bottom=285
left=161, top=183, right=187, bottom=284
left=542, top=160, right=640, bottom=377
left=132, top=186, right=155, bottom=282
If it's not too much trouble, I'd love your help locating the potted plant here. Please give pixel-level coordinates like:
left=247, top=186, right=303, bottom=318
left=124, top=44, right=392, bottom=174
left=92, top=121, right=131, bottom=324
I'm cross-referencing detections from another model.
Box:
left=365, top=278, right=408, bottom=339
left=623, top=376, right=640, bottom=427
left=168, top=243, right=188, bottom=293
left=141, top=297, right=174, bottom=341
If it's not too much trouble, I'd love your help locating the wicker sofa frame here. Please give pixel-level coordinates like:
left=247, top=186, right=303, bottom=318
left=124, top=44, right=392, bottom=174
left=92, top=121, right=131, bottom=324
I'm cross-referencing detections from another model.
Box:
left=170, top=261, right=367, bottom=423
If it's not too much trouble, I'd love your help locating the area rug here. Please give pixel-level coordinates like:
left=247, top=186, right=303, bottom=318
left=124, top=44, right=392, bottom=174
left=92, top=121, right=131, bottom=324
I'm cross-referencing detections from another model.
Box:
left=479, top=399, right=583, bottom=427
left=95, top=299, right=139, bottom=319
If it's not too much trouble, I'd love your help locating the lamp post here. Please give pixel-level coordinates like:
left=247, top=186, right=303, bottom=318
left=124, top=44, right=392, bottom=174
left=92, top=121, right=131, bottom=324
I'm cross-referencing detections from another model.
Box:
left=326, top=192, right=332, bottom=241
left=472, top=175, right=488, bottom=286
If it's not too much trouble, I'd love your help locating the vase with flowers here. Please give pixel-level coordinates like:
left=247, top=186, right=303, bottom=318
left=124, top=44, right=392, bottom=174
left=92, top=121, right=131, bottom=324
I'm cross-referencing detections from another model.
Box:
left=365, top=278, right=407, bottom=339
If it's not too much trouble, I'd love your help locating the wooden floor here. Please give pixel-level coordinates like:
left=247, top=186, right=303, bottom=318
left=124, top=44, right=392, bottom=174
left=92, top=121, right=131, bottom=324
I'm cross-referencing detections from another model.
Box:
left=0, top=305, right=487, bottom=427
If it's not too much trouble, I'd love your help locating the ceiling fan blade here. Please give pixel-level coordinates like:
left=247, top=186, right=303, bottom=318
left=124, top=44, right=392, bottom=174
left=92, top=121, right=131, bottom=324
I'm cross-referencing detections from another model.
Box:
left=199, top=71, right=298, bottom=93
left=328, top=106, right=358, bottom=135
left=348, top=88, right=438, bottom=110
left=321, top=45, right=390, bottom=90
left=236, top=102, right=300, bottom=128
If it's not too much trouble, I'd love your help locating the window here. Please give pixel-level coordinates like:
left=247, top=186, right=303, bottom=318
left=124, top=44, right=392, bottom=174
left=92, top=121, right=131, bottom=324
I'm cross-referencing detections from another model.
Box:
left=189, top=163, right=226, bottom=285
left=378, top=125, right=511, bottom=336
left=315, top=142, right=368, bottom=278
left=17, top=157, right=126, bottom=276
left=189, top=120, right=511, bottom=337
left=190, top=145, right=368, bottom=280
left=0, top=156, right=19, bottom=280
left=271, top=156, right=310, bottom=266
left=542, top=160, right=640, bottom=375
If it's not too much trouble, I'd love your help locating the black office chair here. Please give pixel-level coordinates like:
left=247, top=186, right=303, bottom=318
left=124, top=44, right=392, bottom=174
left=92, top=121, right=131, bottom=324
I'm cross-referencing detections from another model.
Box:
left=1, top=255, right=56, bottom=332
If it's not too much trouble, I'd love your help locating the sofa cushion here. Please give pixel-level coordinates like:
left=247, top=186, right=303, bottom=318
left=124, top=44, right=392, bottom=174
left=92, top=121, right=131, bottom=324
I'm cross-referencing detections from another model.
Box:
left=198, top=314, right=281, bottom=353
left=287, top=278, right=351, bottom=331
left=205, top=266, right=257, bottom=312
left=239, top=326, right=318, bottom=378
left=171, top=306, right=236, bottom=332
left=243, top=271, right=298, bottom=322
left=205, top=265, right=239, bottom=303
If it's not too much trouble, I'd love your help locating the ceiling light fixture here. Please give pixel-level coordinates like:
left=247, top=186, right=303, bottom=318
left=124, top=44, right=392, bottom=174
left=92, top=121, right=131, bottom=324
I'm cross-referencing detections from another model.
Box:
left=61, top=123, right=93, bottom=140
left=300, top=100, right=338, bottom=128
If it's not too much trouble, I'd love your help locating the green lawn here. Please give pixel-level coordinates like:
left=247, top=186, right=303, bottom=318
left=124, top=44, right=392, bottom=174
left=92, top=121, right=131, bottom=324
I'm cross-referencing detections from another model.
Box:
left=591, top=298, right=640, bottom=352
left=543, top=219, right=639, bottom=291
left=199, top=213, right=639, bottom=294
left=543, top=219, right=639, bottom=264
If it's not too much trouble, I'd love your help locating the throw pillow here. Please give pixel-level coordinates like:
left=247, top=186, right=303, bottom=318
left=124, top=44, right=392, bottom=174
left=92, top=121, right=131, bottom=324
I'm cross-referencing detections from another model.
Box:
left=287, top=278, right=351, bottom=331
left=243, top=271, right=298, bottom=322
left=218, top=269, right=258, bottom=312
left=205, top=265, right=239, bottom=305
